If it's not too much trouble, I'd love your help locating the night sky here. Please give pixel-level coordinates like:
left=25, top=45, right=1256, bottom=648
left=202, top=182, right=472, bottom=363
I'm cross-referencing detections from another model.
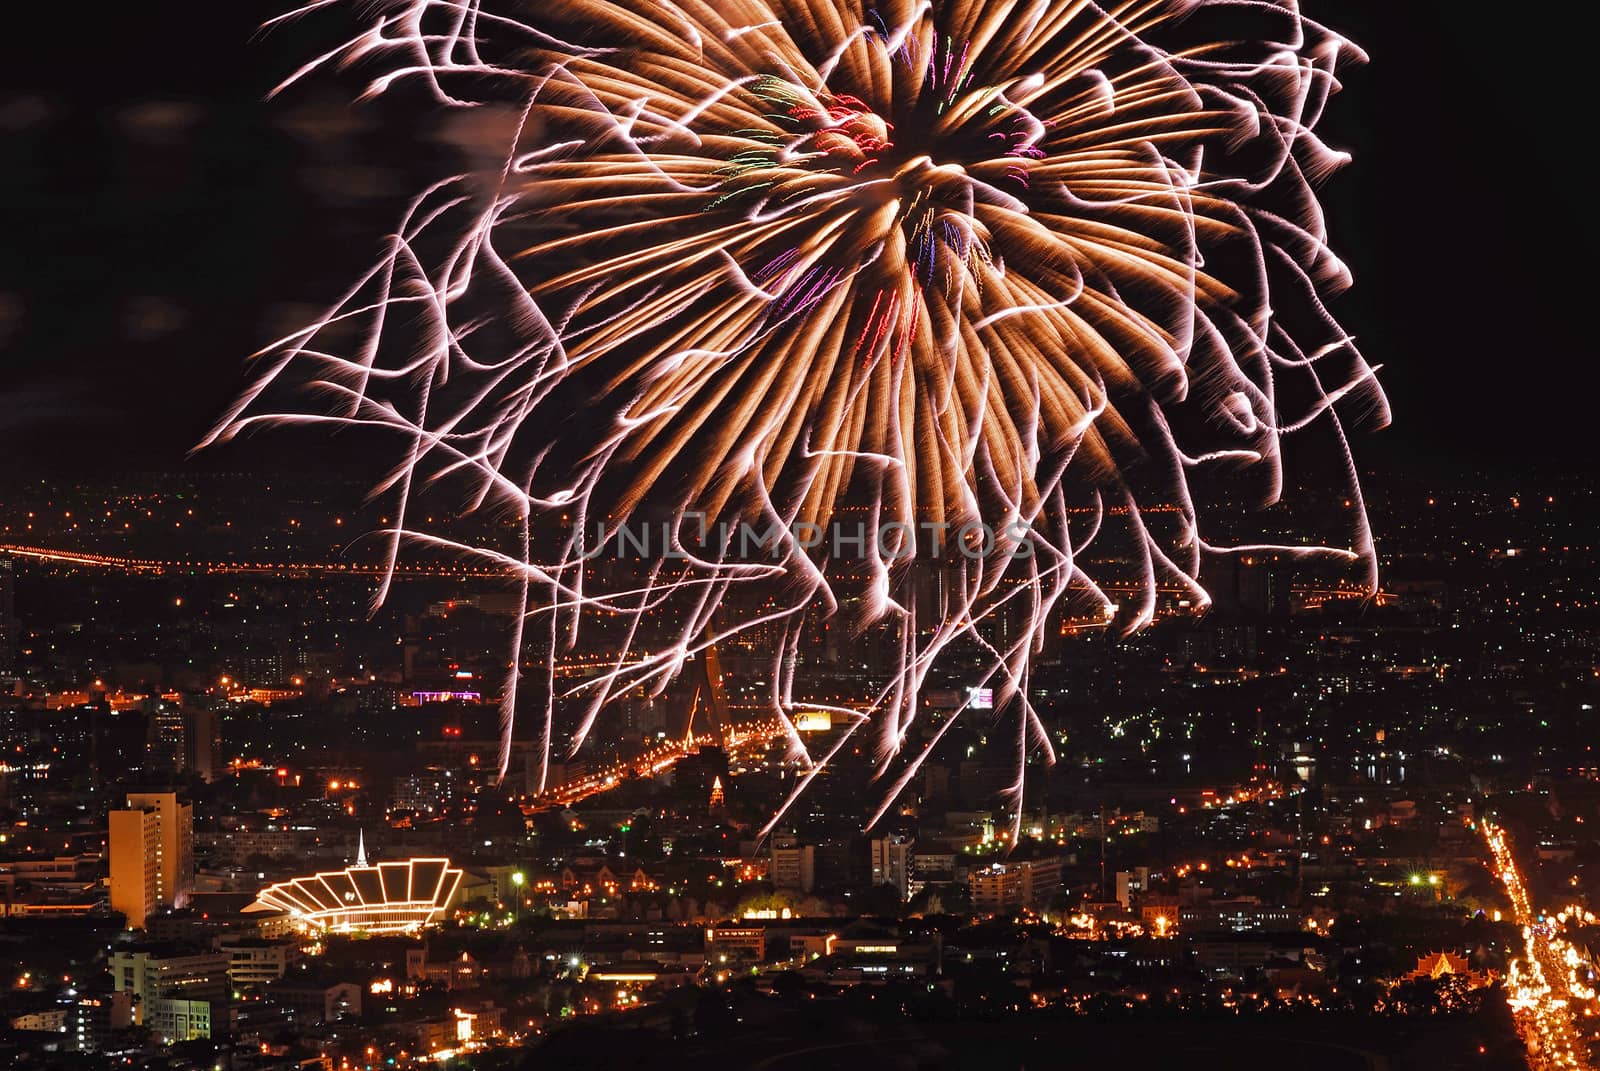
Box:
left=2, top=2, right=1593, bottom=477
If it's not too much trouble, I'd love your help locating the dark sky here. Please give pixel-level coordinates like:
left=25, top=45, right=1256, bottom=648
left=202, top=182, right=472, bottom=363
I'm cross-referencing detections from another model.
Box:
left=1, top=2, right=1593, bottom=478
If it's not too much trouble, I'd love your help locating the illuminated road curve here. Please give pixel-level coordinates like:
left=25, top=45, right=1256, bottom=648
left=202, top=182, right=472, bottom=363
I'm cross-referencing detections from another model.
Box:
left=526, top=719, right=790, bottom=813
left=1481, top=820, right=1598, bottom=1070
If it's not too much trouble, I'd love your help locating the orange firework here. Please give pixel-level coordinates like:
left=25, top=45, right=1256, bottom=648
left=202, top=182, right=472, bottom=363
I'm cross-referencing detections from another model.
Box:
left=211, top=0, right=1382, bottom=834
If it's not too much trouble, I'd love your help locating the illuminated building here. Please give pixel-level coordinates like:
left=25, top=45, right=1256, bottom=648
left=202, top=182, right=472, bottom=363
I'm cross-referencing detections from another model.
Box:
left=969, top=864, right=1023, bottom=914
left=800, top=928, right=942, bottom=985
left=1403, top=951, right=1488, bottom=987
left=269, top=980, right=363, bottom=1025
left=109, top=792, right=193, bottom=929
left=1114, top=867, right=1148, bottom=908
left=66, top=993, right=135, bottom=1053
left=0, top=554, right=16, bottom=673
left=869, top=835, right=913, bottom=901
left=908, top=849, right=956, bottom=899
left=0, top=855, right=101, bottom=917
left=408, top=689, right=483, bottom=703
left=1178, top=901, right=1300, bottom=934
left=705, top=927, right=765, bottom=962
left=249, top=857, right=463, bottom=935
left=146, top=704, right=220, bottom=782
left=219, top=936, right=301, bottom=986
left=147, top=704, right=187, bottom=775
left=8, top=1009, right=66, bottom=1032
left=109, top=947, right=228, bottom=1041
left=557, top=862, right=656, bottom=897
left=146, top=999, right=210, bottom=1044
left=969, top=858, right=1062, bottom=913
left=793, top=710, right=832, bottom=732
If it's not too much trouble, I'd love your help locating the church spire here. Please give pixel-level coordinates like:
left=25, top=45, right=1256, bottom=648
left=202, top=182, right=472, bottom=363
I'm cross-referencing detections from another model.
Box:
left=355, top=828, right=368, bottom=868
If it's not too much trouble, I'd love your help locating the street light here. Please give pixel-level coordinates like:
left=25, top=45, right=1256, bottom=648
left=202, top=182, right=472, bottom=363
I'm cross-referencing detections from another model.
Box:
left=511, top=872, right=525, bottom=926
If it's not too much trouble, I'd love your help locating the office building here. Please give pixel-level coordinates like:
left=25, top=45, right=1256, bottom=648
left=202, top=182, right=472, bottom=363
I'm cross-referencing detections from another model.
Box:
left=109, top=946, right=229, bottom=1040
left=109, top=792, right=193, bottom=929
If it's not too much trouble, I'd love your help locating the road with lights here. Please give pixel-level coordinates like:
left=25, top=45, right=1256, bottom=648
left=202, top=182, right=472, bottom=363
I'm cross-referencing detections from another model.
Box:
left=1482, top=820, right=1598, bottom=1070
left=526, top=718, right=790, bottom=812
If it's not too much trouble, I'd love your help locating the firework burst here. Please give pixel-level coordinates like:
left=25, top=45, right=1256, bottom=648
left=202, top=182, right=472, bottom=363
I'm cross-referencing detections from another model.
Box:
left=212, top=0, right=1383, bottom=836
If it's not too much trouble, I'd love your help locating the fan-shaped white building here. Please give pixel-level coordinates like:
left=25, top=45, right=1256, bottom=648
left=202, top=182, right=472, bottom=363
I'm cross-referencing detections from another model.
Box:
left=250, top=857, right=463, bottom=935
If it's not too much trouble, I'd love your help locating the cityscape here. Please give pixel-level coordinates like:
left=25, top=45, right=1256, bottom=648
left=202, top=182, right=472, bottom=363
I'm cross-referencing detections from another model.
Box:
left=5, top=1, right=1597, bottom=1070
left=1, top=469, right=1595, bottom=1069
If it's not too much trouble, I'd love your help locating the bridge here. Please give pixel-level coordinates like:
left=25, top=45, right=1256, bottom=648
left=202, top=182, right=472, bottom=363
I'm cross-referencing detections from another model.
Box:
left=1, top=542, right=1384, bottom=603
left=0, top=543, right=501, bottom=580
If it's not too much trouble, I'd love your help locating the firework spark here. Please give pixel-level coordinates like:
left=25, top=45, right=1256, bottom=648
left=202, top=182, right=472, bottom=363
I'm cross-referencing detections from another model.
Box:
left=211, top=0, right=1383, bottom=836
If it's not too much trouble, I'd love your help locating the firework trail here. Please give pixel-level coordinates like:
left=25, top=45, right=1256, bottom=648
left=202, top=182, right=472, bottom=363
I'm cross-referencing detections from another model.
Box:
left=211, top=0, right=1383, bottom=837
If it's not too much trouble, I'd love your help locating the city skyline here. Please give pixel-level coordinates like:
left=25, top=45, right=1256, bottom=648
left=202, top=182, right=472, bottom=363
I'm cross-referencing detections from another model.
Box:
left=3, top=3, right=1597, bottom=1070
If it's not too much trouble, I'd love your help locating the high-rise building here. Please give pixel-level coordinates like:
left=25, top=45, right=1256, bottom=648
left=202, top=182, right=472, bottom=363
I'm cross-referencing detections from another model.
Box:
left=1114, top=866, right=1150, bottom=909
left=88, top=705, right=149, bottom=787
left=770, top=841, right=816, bottom=893
left=142, top=706, right=221, bottom=782
left=969, top=857, right=1064, bottom=913
left=66, top=991, right=136, bottom=1053
left=183, top=708, right=222, bottom=783
left=147, top=705, right=187, bottom=776
left=109, top=808, right=160, bottom=929
left=908, top=848, right=957, bottom=899
left=109, top=792, right=193, bottom=929
left=0, top=554, right=16, bottom=674
left=869, top=834, right=914, bottom=901
left=968, top=863, right=1021, bottom=913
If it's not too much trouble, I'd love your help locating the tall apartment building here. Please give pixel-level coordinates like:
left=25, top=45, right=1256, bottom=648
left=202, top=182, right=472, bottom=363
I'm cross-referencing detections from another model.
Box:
left=145, top=706, right=222, bottom=783
left=183, top=708, right=222, bottom=783
left=109, top=792, right=193, bottom=929
left=770, top=842, right=816, bottom=893
left=968, top=857, right=1064, bottom=913
left=869, top=835, right=914, bottom=901
left=0, top=554, right=17, bottom=674
left=147, top=706, right=187, bottom=776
